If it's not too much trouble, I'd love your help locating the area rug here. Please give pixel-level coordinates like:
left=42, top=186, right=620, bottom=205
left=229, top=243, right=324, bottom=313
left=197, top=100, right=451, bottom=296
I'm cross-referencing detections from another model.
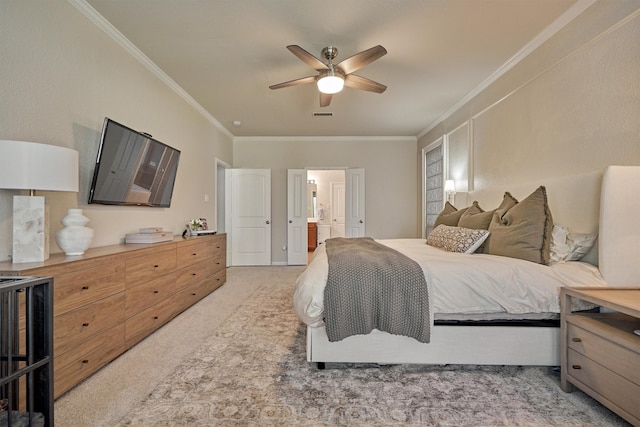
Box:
left=115, top=267, right=627, bottom=426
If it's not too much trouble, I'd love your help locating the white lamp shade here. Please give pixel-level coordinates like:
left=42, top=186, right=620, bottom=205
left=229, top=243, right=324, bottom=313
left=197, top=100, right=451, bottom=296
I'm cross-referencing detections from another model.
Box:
left=0, top=140, right=79, bottom=192
left=317, top=75, right=345, bottom=94
left=444, top=180, right=456, bottom=193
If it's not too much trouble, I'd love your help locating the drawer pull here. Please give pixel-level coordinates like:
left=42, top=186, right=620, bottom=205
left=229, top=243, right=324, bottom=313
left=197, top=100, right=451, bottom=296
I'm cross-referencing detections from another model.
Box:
left=192, top=253, right=197, bottom=256
left=571, top=338, right=582, bottom=342
left=82, top=359, right=89, bottom=364
left=153, top=290, right=159, bottom=294
left=153, top=316, right=159, bottom=320
left=192, top=273, right=197, bottom=276
left=153, top=264, right=159, bottom=268
left=82, top=323, right=89, bottom=327
left=191, top=293, right=196, bottom=296
left=82, top=286, right=89, bottom=290
left=572, top=365, right=582, bottom=370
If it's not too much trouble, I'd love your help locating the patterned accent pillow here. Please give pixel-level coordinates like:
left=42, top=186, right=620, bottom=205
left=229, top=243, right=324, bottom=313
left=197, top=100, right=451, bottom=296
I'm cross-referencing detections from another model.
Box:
left=426, top=225, right=490, bottom=254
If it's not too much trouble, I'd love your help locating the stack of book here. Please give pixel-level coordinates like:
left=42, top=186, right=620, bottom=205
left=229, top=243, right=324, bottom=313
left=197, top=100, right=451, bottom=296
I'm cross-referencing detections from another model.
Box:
left=125, top=227, right=173, bottom=244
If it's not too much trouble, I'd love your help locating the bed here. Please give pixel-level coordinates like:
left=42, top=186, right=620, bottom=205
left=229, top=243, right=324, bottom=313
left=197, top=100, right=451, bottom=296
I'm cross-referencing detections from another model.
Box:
left=293, top=166, right=640, bottom=366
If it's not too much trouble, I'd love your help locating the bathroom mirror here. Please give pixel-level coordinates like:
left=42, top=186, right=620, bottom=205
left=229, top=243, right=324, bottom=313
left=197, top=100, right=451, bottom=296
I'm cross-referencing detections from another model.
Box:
left=307, top=181, right=317, bottom=218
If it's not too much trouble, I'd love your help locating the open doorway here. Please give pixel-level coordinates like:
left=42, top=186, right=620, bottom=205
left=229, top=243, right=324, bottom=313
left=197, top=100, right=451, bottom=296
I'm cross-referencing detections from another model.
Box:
left=306, top=169, right=345, bottom=258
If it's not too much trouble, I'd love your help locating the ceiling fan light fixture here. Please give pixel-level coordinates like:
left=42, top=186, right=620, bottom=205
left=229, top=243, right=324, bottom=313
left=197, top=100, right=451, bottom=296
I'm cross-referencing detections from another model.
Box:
left=317, top=66, right=344, bottom=94
left=317, top=75, right=344, bottom=94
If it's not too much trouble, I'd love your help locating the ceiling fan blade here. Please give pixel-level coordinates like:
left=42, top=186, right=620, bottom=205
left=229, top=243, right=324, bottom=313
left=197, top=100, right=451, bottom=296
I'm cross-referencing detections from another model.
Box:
left=287, top=45, right=328, bottom=71
left=336, top=45, right=387, bottom=75
left=319, top=92, right=333, bottom=107
left=344, top=74, right=387, bottom=93
left=269, top=75, right=317, bottom=90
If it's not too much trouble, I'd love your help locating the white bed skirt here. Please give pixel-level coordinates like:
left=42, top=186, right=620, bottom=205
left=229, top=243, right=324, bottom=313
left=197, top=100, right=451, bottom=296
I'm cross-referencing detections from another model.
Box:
left=307, top=325, right=561, bottom=366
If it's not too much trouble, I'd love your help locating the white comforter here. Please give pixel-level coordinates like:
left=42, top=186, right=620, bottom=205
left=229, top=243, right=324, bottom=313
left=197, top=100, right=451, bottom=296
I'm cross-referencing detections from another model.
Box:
left=293, top=239, right=609, bottom=327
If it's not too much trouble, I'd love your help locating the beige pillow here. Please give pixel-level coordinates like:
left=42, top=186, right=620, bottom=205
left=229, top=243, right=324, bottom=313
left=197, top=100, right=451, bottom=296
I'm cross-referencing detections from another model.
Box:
left=487, top=186, right=553, bottom=265
left=476, top=193, right=519, bottom=253
left=458, top=201, right=492, bottom=230
left=433, top=202, right=468, bottom=229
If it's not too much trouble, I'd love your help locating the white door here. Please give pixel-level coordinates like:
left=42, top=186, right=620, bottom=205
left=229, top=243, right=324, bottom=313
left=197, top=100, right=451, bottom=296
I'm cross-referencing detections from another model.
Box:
left=345, top=168, right=365, bottom=237
left=287, top=169, right=307, bottom=265
left=230, top=169, right=271, bottom=265
left=331, top=182, right=346, bottom=238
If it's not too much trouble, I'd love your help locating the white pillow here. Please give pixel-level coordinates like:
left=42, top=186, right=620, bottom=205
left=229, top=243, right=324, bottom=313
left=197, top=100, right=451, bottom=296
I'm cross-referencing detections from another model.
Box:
left=426, top=225, right=490, bottom=254
left=550, top=224, right=597, bottom=263
left=566, top=232, right=598, bottom=261
left=550, top=225, right=570, bottom=263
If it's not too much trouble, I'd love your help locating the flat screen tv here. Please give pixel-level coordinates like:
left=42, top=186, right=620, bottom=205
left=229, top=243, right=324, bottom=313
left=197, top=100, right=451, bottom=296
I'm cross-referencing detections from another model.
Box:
left=88, top=118, right=180, bottom=207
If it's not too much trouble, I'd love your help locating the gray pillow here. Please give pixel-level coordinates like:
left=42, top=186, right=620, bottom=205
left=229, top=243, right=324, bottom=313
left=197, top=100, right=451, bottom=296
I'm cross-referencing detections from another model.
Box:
left=487, top=186, right=553, bottom=265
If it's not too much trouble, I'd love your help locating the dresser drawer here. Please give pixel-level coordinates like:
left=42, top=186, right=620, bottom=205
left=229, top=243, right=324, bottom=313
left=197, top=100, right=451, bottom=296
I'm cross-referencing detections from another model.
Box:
left=209, top=267, right=226, bottom=292
left=54, top=323, right=125, bottom=398
left=175, top=274, right=218, bottom=312
left=124, top=296, right=182, bottom=348
left=567, top=349, right=640, bottom=420
left=125, top=272, right=177, bottom=318
left=175, top=259, right=218, bottom=293
left=125, top=247, right=176, bottom=288
left=54, top=292, right=125, bottom=356
left=176, top=239, right=216, bottom=267
left=567, top=321, right=640, bottom=385
left=211, top=252, right=226, bottom=275
left=53, top=261, right=125, bottom=316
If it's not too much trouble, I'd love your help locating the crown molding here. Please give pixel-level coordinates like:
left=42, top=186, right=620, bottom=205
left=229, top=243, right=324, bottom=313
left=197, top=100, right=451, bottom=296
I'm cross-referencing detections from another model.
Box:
left=233, top=135, right=417, bottom=143
left=68, top=0, right=234, bottom=141
left=416, top=0, right=597, bottom=139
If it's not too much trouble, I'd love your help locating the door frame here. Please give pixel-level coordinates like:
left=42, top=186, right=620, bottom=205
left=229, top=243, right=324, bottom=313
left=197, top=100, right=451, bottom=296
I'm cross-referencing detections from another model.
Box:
left=286, top=167, right=365, bottom=265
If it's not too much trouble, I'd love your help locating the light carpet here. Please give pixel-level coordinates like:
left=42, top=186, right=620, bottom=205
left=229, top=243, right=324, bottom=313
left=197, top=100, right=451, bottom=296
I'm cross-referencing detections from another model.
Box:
left=114, top=266, right=627, bottom=426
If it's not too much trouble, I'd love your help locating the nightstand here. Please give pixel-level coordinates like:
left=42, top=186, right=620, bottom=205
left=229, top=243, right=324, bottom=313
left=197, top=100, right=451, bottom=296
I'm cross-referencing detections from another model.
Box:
left=560, top=287, right=640, bottom=425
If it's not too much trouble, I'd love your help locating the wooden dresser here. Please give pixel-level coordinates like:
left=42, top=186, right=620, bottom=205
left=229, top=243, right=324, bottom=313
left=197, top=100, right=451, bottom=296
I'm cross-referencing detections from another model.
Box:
left=560, top=287, right=640, bottom=426
left=0, top=233, right=226, bottom=398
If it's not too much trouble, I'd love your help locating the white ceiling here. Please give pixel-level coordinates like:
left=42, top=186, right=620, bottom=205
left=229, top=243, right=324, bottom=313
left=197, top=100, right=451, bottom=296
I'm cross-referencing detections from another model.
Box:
left=83, top=0, right=583, bottom=138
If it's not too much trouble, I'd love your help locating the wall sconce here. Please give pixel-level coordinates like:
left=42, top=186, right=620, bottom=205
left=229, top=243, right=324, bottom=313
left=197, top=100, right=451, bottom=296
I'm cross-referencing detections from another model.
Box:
left=444, top=179, right=456, bottom=205
left=0, top=140, right=79, bottom=263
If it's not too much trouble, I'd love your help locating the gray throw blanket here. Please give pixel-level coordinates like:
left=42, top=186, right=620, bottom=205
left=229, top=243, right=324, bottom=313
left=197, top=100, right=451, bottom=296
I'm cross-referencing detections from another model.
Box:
left=323, top=237, right=431, bottom=343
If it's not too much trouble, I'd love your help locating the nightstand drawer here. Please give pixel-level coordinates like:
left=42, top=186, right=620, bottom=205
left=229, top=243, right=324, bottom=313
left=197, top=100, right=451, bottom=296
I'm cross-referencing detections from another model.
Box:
left=567, top=321, right=640, bottom=385
left=567, top=349, right=640, bottom=420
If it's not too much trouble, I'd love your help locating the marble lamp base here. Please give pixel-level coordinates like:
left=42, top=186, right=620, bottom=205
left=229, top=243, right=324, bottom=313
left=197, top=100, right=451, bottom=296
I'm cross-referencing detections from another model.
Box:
left=12, top=195, right=49, bottom=263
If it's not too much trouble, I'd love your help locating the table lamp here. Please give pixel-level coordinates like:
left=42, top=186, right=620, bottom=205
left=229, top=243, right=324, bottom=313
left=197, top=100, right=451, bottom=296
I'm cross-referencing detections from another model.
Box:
left=0, top=140, right=79, bottom=263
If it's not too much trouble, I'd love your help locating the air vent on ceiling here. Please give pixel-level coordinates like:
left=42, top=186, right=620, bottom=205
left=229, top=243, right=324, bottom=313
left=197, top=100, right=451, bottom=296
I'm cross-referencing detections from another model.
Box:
left=313, top=112, right=333, bottom=117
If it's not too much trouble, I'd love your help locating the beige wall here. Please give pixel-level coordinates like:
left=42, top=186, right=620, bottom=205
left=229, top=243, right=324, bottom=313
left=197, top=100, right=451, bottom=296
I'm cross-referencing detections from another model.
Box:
left=234, top=137, right=418, bottom=264
left=419, top=0, right=640, bottom=232
left=0, top=1, right=233, bottom=261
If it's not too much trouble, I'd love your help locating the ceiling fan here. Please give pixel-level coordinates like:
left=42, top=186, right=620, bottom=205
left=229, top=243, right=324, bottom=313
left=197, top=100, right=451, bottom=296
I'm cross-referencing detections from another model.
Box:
left=269, top=44, right=387, bottom=107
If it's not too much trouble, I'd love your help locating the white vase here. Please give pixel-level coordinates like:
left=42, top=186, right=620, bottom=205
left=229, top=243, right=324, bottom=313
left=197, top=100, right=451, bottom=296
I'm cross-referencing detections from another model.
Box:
left=55, top=209, right=94, bottom=256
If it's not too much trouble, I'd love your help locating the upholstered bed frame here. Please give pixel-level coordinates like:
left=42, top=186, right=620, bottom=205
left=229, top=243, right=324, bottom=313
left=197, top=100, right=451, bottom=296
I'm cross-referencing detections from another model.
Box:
left=306, top=166, right=640, bottom=366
